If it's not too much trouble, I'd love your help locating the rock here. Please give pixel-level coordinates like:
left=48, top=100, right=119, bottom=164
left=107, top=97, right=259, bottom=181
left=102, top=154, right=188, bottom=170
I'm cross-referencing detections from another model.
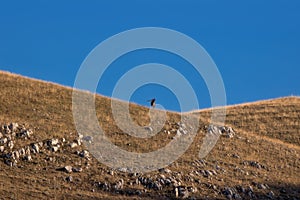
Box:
left=47, top=138, right=59, bottom=146
left=243, top=161, right=264, bottom=169
left=109, top=170, right=114, bottom=176
left=267, top=191, right=275, bottom=199
left=208, top=125, right=222, bottom=135
left=0, top=132, right=3, bottom=138
left=4, top=159, right=14, bottom=167
left=25, top=146, right=31, bottom=155
left=65, top=176, right=73, bottom=182
left=8, top=123, right=19, bottom=132
left=7, top=141, right=14, bottom=149
left=61, top=166, right=73, bottom=173
left=32, top=143, right=40, bottom=153
left=18, top=130, right=32, bottom=138
left=117, top=167, right=128, bottom=173
left=78, top=133, right=83, bottom=139
left=78, top=150, right=90, bottom=158
left=176, top=186, right=189, bottom=199
left=175, top=187, right=179, bottom=198
left=144, top=126, right=153, bottom=132
left=178, top=127, right=187, bottom=135
left=0, top=146, right=4, bottom=152
left=75, top=139, right=81, bottom=146
left=24, top=155, right=32, bottom=161
left=97, top=182, right=110, bottom=191
left=176, top=130, right=182, bottom=136
left=51, top=146, right=59, bottom=152
left=12, top=151, right=20, bottom=160
left=222, top=187, right=238, bottom=197
left=257, top=183, right=267, bottom=190
left=206, top=170, right=213, bottom=176
left=70, top=142, right=78, bottom=148
left=18, top=148, right=26, bottom=157
left=158, top=168, right=172, bottom=174
left=0, top=137, right=8, bottom=145
left=72, top=167, right=83, bottom=173
left=232, top=154, right=240, bottom=159
left=113, top=179, right=124, bottom=190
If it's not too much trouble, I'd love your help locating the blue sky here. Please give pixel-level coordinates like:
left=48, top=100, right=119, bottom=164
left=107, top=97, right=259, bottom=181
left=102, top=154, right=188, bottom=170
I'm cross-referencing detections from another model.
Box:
left=0, top=1, right=299, bottom=112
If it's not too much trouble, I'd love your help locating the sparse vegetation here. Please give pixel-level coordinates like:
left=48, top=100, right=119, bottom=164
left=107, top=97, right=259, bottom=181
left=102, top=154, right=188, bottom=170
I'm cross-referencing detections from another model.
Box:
left=0, top=71, right=299, bottom=199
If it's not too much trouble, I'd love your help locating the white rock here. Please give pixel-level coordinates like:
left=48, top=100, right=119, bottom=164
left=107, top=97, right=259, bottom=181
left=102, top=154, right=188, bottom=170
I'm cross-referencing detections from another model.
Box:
left=13, top=151, right=20, bottom=160
left=70, top=142, right=78, bottom=148
left=9, top=123, right=19, bottom=132
left=0, top=146, right=4, bottom=152
left=24, top=155, right=32, bottom=161
left=79, top=150, right=90, bottom=158
left=72, top=167, right=83, bottom=173
left=32, top=143, right=40, bottom=153
left=0, top=137, right=8, bottom=145
left=52, top=146, right=59, bottom=152
left=64, top=165, right=73, bottom=173
left=7, top=141, right=14, bottom=149
left=18, top=148, right=26, bottom=156
left=73, top=139, right=81, bottom=146
left=48, top=138, right=59, bottom=146
left=144, top=126, right=153, bottom=132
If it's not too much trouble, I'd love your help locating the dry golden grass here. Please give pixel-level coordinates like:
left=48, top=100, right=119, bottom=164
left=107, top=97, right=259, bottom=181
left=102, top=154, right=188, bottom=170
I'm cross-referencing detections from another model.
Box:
left=0, top=70, right=299, bottom=199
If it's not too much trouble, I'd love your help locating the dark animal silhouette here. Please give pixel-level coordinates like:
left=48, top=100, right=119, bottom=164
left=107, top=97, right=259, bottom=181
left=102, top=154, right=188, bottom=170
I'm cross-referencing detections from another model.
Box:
left=147, top=98, right=156, bottom=108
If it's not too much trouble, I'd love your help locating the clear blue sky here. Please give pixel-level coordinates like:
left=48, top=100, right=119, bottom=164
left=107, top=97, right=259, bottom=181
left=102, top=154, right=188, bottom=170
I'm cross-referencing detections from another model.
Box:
left=1, top=1, right=299, bottom=112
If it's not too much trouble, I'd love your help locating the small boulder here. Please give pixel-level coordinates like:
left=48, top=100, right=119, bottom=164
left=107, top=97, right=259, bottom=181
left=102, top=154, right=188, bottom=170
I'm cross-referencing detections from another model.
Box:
left=70, top=142, right=78, bottom=148
left=59, top=166, right=73, bottom=173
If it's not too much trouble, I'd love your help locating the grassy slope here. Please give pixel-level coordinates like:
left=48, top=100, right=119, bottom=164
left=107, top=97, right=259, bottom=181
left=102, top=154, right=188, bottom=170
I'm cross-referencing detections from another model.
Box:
left=0, top=71, right=299, bottom=199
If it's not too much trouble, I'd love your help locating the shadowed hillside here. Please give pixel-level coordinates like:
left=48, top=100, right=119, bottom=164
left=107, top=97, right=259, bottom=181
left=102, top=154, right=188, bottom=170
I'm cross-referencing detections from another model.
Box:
left=0, top=71, right=299, bottom=199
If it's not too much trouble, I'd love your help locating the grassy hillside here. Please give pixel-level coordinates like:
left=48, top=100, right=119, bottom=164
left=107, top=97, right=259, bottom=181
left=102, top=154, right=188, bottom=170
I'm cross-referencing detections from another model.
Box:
left=0, top=71, right=299, bottom=199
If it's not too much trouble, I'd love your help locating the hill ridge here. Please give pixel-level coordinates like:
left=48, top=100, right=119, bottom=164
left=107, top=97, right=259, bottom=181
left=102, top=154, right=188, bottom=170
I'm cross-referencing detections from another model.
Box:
left=0, top=70, right=299, bottom=199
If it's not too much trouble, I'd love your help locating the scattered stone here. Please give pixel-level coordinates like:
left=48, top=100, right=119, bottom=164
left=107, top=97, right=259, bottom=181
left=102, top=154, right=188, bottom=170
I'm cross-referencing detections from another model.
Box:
left=113, top=179, right=124, bottom=190
left=51, top=146, right=59, bottom=152
left=175, top=187, right=179, bottom=198
left=158, top=168, right=172, bottom=174
left=208, top=125, right=235, bottom=138
left=72, top=167, right=83, bottom=173
left=0, top=146, right=4, bottom=152
left=75, top=139, right=81, bottom=146
left=70, top=142, right=78, bottom=148
left=243, top=160, right=265, bottom=169
left=96, top=181, right=110, bottom=191
left=65, top=176, right=73, bottom=182
left=7, top=140, right=14, bottom=149
left=258, top=183, right=267, bottom=190
left=175, top=186, right=189, bottom=199
left=31, top=143, right=40, bottom=153
left=267, top=191, right=275, bottom=199
left=232, top=153, right=240, bottom=159
left=24, top=155, right=32, bottom=161
left=47, top=138, right=59, bottom=147
left=17, top=130, right=32, bottom=138
left=78, top=150, right=90, bottom=159
left=110, top=170, right=114, bottom=176
left=144, top=126, right=153, bottom=132
left=8, top=123, right=19, bottom=132
left=0, top=137, right=8, bottom=145
left=59, top=166, right=73, bottom=173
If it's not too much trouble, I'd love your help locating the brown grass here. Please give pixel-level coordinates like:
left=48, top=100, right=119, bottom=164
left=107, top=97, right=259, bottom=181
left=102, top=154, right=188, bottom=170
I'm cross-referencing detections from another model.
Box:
left=0, top=70, right=299, bottom=199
